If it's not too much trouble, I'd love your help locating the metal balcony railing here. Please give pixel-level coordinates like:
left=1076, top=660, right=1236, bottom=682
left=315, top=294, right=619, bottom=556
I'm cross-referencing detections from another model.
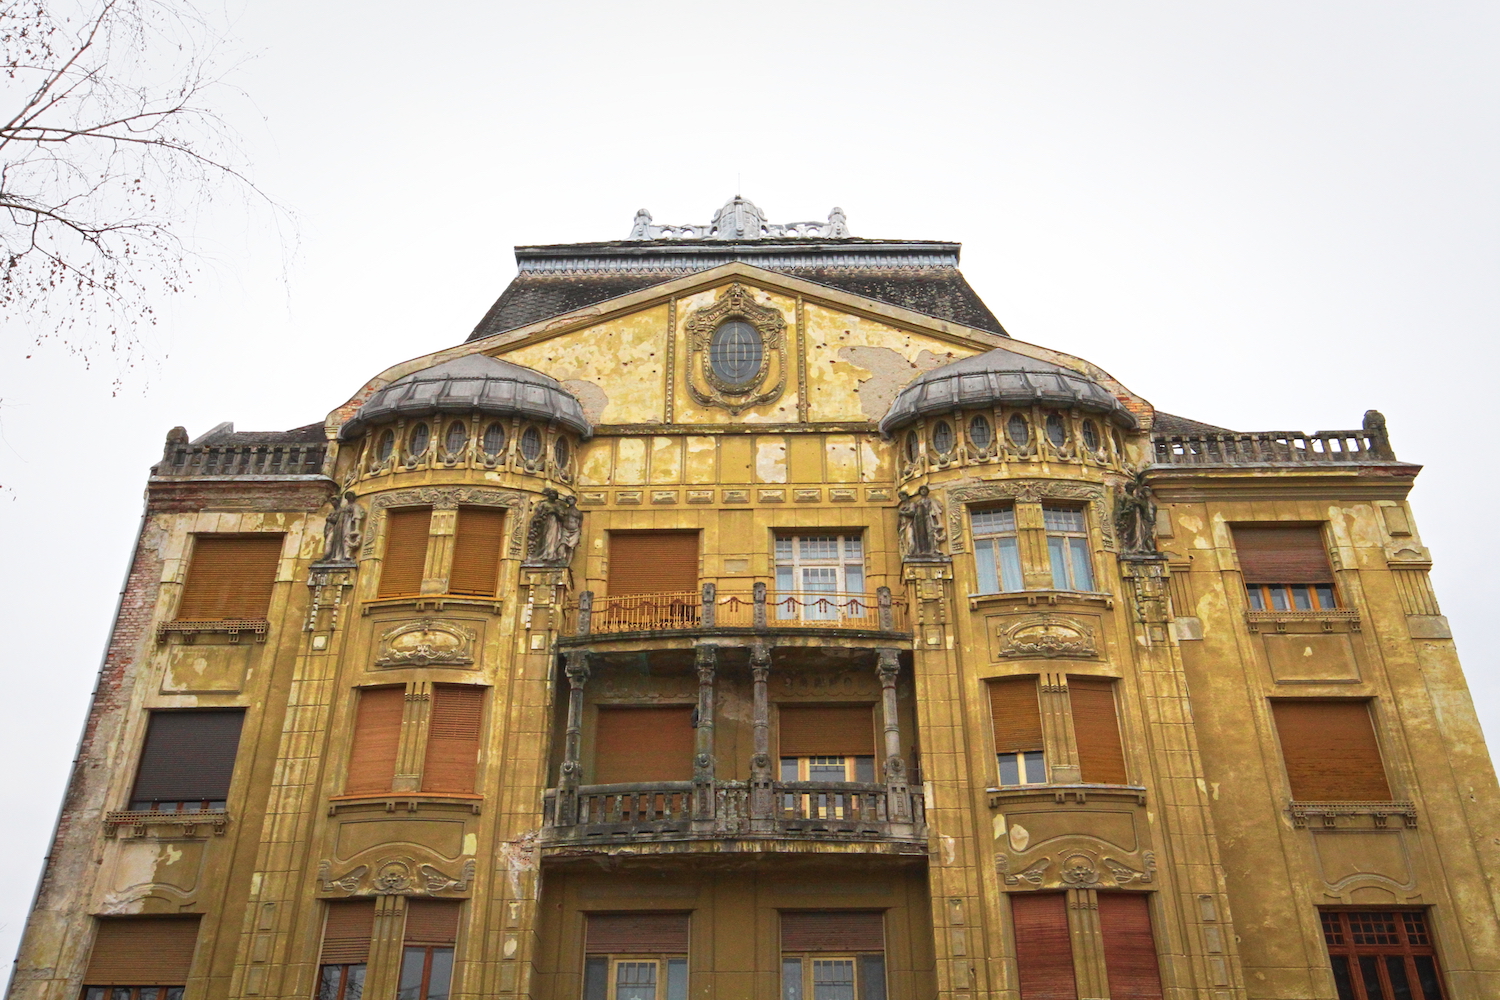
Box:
left=563, top=583, right=909, bottom=637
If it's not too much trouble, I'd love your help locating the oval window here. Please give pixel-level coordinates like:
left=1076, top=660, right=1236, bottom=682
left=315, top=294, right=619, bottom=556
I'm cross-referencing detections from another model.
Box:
left=553, top=436, right=571, bottom=467
left=520, top=426, right=542, bottom=462
left=445, top=421, right=467, bottom=456
left=1081, top=419, right=1100, bottom=452
left=376, top=429, right=395, bottom=462
left=709, top=319, right=763, bottom=386
left=1045, top=413, right=1067, bottom=447
left=408, top=422, right=430, bottom=457
left=1007, top=413, right=1030, bottom=448
left=483, top=422, right=506, bottom=458
left=968, top=414, right=993, bottom=451
left=905, top=430, right=921, bottom=463
left=932, top=420, right=954, bottom=455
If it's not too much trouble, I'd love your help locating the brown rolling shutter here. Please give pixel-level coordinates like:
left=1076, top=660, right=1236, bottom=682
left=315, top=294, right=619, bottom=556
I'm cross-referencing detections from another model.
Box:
left=404, top=899, right=461, bottom=946
left=593, top=706, right=695, bottom=784
left=176, top=535, right=282, bottom=620
left=1010, top=893, right=1077, bottom=1000
left=990, top=677, right=1044, bottom=754
left=320, top=900, right=376, bottom=964
left=585, top=913, right=690, bottom=953
left=1231, top=525, right=1334, bottom=584
left=780, top=911, right=885, bottom=952
left=130, top=710, right=245, bottom=804
left=346, top=687, right=405, bottom=794
left=1098, top=893, right=1164, bottom=1000
left=450, top=506, right=506, bottom=596
left=84, top=917, right=200, bottom=985
left=608, top=532, right=700, bottom=595
left=1271, top=700, right=1391, bottom=801
left=1070, top=679, right=1128, bottom=786
left=422, top=685, right=484, bottom=793
left=777, top=706, right=877, bottom=757
left=379, top=507, right=432, bottom=598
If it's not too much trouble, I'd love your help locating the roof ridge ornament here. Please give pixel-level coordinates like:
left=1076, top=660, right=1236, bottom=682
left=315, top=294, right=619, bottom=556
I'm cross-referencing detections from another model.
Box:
left=627, top=197, right=851, bottom=240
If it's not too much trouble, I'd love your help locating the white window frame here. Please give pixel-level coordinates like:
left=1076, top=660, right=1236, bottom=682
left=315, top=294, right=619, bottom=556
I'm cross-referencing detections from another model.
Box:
left=774, top=534, right=867, bottom=621
left=1043, top=506, right=1095, bottom=592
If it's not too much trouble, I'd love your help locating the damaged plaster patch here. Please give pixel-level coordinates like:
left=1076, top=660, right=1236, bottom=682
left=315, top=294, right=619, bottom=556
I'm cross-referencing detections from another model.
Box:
left=561, top=380, right=609, bottom=425
left=836, top=346, right=950, bottom=422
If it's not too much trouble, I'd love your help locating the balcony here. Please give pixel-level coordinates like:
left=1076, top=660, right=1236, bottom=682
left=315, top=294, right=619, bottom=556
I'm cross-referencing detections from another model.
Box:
left=1150, top=414, right=1400, bottom=468
left=561, top=583, right=910, bottom=642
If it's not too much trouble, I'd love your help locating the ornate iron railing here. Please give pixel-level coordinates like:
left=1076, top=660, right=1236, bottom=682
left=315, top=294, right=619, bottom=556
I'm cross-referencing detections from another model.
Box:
left=563, top=583, right=908, bottom=636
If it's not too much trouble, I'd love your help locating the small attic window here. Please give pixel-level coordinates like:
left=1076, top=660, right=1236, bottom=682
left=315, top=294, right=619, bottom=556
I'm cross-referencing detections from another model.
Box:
left=709, top=319, right=762, bottom=386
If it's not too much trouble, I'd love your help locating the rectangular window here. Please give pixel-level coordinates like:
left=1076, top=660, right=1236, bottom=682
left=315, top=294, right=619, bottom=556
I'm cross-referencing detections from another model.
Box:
left=584, top=914, right=690, bottom=1000
left=1044, top=506, right=1094, bottom=591
left=448, top=506, right=506, bottom=596
left=593, top=706, right=696, bottom=784
left=1098, top=893, right=1165, bottom=999
left=990, top=677, right=1046, bottom=786
left=129, top=710, right=245, bottom=811
left=775, top=534, right=868, bottom=622
left=1010, top=893, right=1076, bottom=1000
left=972, top=507, right=1024, bottom=594
left=780, top=912, right=885, bottom=1000
left=175, top=534, right=283, bottom=621
left=82, top=916, right=199, bottom=998
left=421, top=685, right=485, bottom=793
left=778, top=705, right=878, bottom=817
left=346, top=687, right=406, bottom=795
left=399, top=899, right=460, bottom=1000
left=1321, top=909, right=1446, bottom=1000
left=380, top=507, right=433, bottom=598
left=318, top=900, right=375, bottom=1000
left=1272, top=700, right=1392, bottom=801
left=1069, top=678, right=1128, bottom=786
left=1233, top=524, right=1338, bottom=611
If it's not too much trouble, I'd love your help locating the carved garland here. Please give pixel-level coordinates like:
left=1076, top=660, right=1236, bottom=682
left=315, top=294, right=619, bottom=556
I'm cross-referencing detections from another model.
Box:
left=683, top=283, right=789, bottom=415
left=996, top=849, right=1155, bottom=888
left=318, top=856, right=477, bottom=896
left=364, top=488, right=530, bottom=557
left=945, top=481, right=1113, bottom=554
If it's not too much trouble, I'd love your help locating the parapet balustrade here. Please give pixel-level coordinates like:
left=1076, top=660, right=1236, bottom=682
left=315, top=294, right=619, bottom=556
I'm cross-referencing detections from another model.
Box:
left=562, top=583, right=910, bottom=638
left=154, top=442, right=326, bottom=478
left=1151, top=414, right=1398, bottom=467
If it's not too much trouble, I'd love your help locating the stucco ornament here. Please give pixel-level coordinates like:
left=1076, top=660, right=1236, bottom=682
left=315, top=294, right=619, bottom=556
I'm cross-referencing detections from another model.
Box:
left=318, top=491, right=365, bottom=565
left=374, top=619, right=476, bottom=667
left=683, top=283, right=788, bottom=415
left=996, top=615, right=1097, bottom=658
left=1114, top=468, right=1158, bottom=557
left=898, top=485, right=948, bottom=561
left=525, top=488, right=583, bottom=567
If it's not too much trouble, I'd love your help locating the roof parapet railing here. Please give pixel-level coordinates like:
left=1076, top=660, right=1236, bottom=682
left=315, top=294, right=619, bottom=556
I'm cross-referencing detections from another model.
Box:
left=1151, top=410, right=1396, bottom=467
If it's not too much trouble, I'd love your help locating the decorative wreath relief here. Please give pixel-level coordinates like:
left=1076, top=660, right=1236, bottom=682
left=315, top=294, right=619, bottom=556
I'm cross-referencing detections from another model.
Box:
left=684, top=283, right=788, bottom=414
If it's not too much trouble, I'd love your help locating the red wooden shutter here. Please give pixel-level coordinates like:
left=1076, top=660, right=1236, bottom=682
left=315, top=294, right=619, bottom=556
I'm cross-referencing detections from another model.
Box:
left=346, top=687, right=405, bottom=794
left=1271, top=700, right=1391, bottom=801
left=450, top=507, right=506, bottom=596
left=176, top=535, right=282, bottom=620
left=130, top=710, right=245, bottom=803
left=777, top=705, right=877, bottom=757
left=422, top=685, right=484, bottom=793
left=379, top=507, right=432, bottom=598
left=84, top=917, right=200, bottom=985
left=990, top=677, right=1044, bottom=754
left=1231, top=525, right=1334, bottom=583
left=593, top=706, right=695, bottom=784
left=608, top=532, right=700, bottom=595
left=1098, top=893, right=1164, bottom=1000
left=780, top=911, right=885, bottom=952
left=585, top=913, right=690, bottom=953
left=320, top=900, right=376, bottom=964
left=1010, top=893, right=1077, bottom=1000
left=1069, top=679, right=1128, bottom=785
left=404, top=899, right=461, bottom=946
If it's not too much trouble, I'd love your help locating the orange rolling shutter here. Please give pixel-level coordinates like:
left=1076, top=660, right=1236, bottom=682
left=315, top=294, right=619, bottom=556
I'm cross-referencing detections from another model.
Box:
left=379, top=507, right=432, bottom=598
left=404, top=899, right=461, bottom=946
left=450, top=506, right=506, bottom=596
left=422, top=685, right=484, bottom=793
left=84, top=917, right=200, bottom=985
left=780, top=911, right=885, bottom=952
left=1070, top=678, right=1128, bottom=785
left=320, top=900, right=376, bottom=964
left=1010, top=893, right=1077, bottom=1000
left=1231, top=525, right=1333, bottom=584
left=593, top=706, right=695, bottom=784
left=1098, top=893, right=1164, bottom=1000
left=990, top=677, right=1044, bottom=755
left=176, top=535, right=283, bottom=620
left=1271, top=700, right=1391, bottom=801
left=608, top=532, right=700, bottom=595
left=346, top=687, right=405, bottom=794
left=585, top=913, right=690, bottom=953
left=777, top=705, right=877, bottom=757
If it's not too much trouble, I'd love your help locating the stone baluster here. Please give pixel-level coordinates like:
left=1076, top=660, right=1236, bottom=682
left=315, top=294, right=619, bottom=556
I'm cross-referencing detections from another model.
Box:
left=877, top=647, right=911, bottom=823
left=749, top=642, right=775, bottom=830
left=556, top=651, right=590, bottom=826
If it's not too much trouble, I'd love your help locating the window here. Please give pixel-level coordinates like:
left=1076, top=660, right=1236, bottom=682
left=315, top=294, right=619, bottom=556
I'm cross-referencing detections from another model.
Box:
left=710, top=319, right=763, bottom=386
left=1321, top=909, right=1446, bottom=1000
left=82, top=917, right=199, bottom=1000
left=448, top=506, right=506, bottom=597
left=346, top=687, right=405, bottom=794
left=774, top=534, right=866, bottom=621
left=1081, top=419, right=1101, bottom=452
left=379, top=507, right=432, bottom=598
left=904, top=431, right=920, bottom=463
left=520, top=425, right=543, bottom=462
left=1007, top=413, right=1030, bottom=447
left=1010, top=893, right=1076, bottom=999
left=1233, top=524, right=1338, bottom=611
left=968, top=414, right=993, bottom=451
left=482, top=422, right=506, bottom=459
left=129, top=710, right=244, bottom=811
left=972, top=507, right=1023, bottom=594
left=376, top=429, right=396, bottom=463
left=554, top=436, right=571, bottom=467
left=421, top=685, right=485, bottom=793
left=399, top=899, right=460, bottom=1000
left=1271, top=701, right=1391, bottom=801
left=989, top=678, right=1046, bottom=785
left=931, top=420, right=954, bottom=456
left=1070, top=678, right=1128, bottom=785
left=176, top=534, right=283, bottom=621
left=408, top=422, right=430, bottom=458
left=778, top=705, right=878, bottom=816
left=594, top=706, right=696, bottom=784
left=780, top=912, right=885, bottom=1000
left=1044, top=413, right=1068, bottom=447
left=1098, top=893, right=1165, bottom=999
left=584, top=914, right=689, bottom=1000
left=318, top=900, right=374, bottom=1000
left=1044, top=506, right=1094, bottom=591
left=443, top=421, right=467, bottom=458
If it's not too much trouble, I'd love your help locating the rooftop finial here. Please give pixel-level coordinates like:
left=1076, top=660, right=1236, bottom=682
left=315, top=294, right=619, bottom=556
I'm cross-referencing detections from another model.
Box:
left=625, top=198, right=852, bottom=240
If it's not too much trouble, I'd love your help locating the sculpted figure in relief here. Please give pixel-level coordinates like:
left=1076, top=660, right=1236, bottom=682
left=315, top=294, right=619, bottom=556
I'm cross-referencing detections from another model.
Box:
left=320, top=491, right=365, bottom=564
left=526, top=488, right=583, bottom=567
left=898, top=485, right=947, bottom=561
left=1114, top=469, right=1158, bottom=556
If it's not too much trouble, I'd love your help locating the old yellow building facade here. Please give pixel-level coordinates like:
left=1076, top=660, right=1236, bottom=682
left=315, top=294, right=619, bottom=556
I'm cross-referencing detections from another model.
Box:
left=9, top=199, right=1499, bottom=1000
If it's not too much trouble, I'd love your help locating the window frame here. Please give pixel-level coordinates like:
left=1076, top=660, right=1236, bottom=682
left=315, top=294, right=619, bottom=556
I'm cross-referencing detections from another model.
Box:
left=971, top=505, right=1024, bottom=595
left=780, top=952, right=886, bottom=1000
left=1321, top=908, right=1447, bottom=1000
left=1246, top=582, right=1340, bottom=612
left=583, top=954, right=689, bottom=1000
left=316, top=963, right=367, bottom=1000
left=397, top=944, right=454, bottom=1000
left=1043, top=504, right=1095, bottom=592
left=773, top=533, right=868, bottom=621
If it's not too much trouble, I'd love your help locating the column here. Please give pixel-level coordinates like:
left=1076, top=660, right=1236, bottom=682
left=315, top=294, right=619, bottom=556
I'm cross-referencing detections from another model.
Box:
left=555, top=650, right=590, bottom=826
left=692, top=644, right=717, bottom=827
left=749, top=642, right=774, bottom=830
left=876, top=647, right=911, bottom=824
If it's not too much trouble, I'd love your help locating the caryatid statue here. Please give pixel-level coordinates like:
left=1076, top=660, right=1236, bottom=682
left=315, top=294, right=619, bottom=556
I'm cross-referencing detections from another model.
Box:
left=897, top=484, right=947, bottom=561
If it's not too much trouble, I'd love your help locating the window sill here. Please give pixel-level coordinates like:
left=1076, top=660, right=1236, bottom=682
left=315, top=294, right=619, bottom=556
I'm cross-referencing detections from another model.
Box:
left=1246, top=609, right=1361, bottom=633
left=328, top=792, right=483, bottom=815
left=104, top=809, right=229, bottom=837
left=156, top=619, right=268, bottom=643
left=969, top=590, right=1114, bottom=612
left=362, top=595, right=503, bottom=615
left=1289, top=799, right=1416, bottom=830
left=987, top=784, right=1146, bottom=808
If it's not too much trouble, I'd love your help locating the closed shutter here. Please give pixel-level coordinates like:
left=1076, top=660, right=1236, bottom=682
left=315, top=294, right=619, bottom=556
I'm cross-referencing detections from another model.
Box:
left=422, top=685, right=484, bottom=793
left=84, top=917, right=200, bottom=985
left=1010, top=893, right=1077, bottom=1000
left=780, top=911, right=884, bottom=952
left=586, top=913, right=690, bottom=953
left=404, top=899, right=461, bottom=946
left=990, top=677, right=1044, bottom=754
left=176, top=535, right=282, bottom=620
left=450, top=507, right=506, bottom=596
left=1069, top=679, right=1128, bottom=785
left=320, top=900, right=376, bottom=964
left=131, top=710, right=245, bottom=804
left=777, top=706, right=877, bottom=757
left=593, top=706, right=695, bottom=784
left=379, top=507, right=432, bottom=598
left=346, top=687, right=405, bottom=794
left=1098, top=893, right=1164, bottom=1000
left=1231, top=525, right=1333, bottom=584
left=608, top=532, right=700, bottom=595
left=1271, top=700, right=1391, bottom=801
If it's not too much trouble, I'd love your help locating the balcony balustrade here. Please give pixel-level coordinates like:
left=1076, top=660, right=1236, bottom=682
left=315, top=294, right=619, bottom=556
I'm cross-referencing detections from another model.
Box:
left=563, top=583, right=909, bottom=638
left=155, top=442, right=326, bottom=477
left=1151, top=413, right=1398, bottom=468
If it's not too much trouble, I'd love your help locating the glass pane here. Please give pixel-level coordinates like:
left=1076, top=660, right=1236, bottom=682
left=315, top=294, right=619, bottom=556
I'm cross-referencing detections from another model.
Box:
left=1321, top=911, right=1346, bottom=945
left=345, top=965, right=366, bottom=1000
left=972, top=507, right=1016, bottom=535
left=800, top=536, right=840, bottom=561
left=998, top=537, right=1024, bottom=592
left=397, top=948, right=426, bottom=1000
left=112, top=989, right=132, bottom=1000
left=802, top=568, right=839, bottom=620
left=1270, top=587, right=1290, bottom=611
left=932, top=421, right=954, bottom=454
left=969, top=415, right=992, bottom=450
left=809, top=757, right=847, bottom=782
left=1068, top=537, right=1094, bottom=592
left=812, top=959, right=856, bottom=1000
left=998, top=753, right=1021, bottom=786
left=843, top=536, right=864, bottom=560
left=666, top=959, right=688, bottom=1000
left=1045, top=413, right=1067, bottom=447
left=858, top=955, right=888, bottom=1000
left=1360, top=955, right=1388, bottom=1000
left=1293, top=585, right=1313, bottom=611
left=974, top=541, right=999, bottom=595
left=1047, top=536, right=1070, bottom=590
left=855, top=756, right=876, bottom=783
left=1007, top=413, right=1029, bottom=447
left=1385, top=956, right=1414, bottom=1000
left=482, top=422, right=505, bottom=457
left=409, top=423, right=430, bottom=457
left=583, top=957, right=609, bottom=1000
left=782, top=959, right=804, bottom=1000
left=85, top=990, right=108, bottom=1000
left=164, top=991, right=184, bottom=1000
left=1043, top=506, right=1084, bottom=532
left=377, top=430, right=394, bottom=461
left=427, top=949, right=453, bottom=1000
left=844, top=565, right=865, bottom=596
left=782, top=758, right=800, bottom=781
left=1329, top=956, right=1357, bottom=1000
left=521, top=426, right=542, bottom=461
left=1315, top=585, right=1337, bottom=609
left=616, top=960, right=658, bottom=1000
left=445, top=422, right=466, bottom=455
left=1412, top=956, right=1443, bottom=1000
left=776, top=566, right=797, bottom=620
left=1023, top=751, right=1048, bottom=784
left=711, top=320, right=762, bottom=384
left=1246, top=587, right=1265, bottom=611
left=776, top=536, right=794, bottom=562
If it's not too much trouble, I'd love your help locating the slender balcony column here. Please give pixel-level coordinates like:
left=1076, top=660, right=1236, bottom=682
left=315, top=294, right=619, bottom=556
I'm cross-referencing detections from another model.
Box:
left=877, top=647, right=911, bottom=823
left=753, top=581, right=768, bottom=628
left=556, top=650, right=590, bottom=826
left=749, top=641, right=775, bottom=829
left=692, top=644, right=718, bottom=826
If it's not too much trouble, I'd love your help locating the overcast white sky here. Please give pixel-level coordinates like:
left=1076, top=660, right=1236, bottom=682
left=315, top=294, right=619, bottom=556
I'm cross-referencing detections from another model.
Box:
left=3, top=0, right=1498, bottom=964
